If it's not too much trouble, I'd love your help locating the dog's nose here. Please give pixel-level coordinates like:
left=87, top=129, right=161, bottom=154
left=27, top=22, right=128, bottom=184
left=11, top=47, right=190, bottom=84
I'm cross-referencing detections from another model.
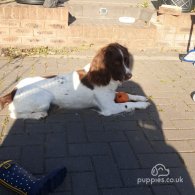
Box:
left=125, top=73, right=132, bottom=80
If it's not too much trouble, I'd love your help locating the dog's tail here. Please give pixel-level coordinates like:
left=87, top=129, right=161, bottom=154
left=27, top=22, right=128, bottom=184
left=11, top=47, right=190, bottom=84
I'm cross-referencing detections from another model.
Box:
left=0, top=89, right=17, bottom=110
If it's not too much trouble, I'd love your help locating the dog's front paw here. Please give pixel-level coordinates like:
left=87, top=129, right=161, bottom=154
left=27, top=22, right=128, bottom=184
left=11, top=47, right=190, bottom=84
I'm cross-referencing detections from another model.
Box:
left=136, top=95, right=148, bottom=102
left=137, top=102, right=150, bottom=109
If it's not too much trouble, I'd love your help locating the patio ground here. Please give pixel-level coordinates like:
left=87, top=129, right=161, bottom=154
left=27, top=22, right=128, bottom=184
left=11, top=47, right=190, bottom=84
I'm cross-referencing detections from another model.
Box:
left=0, top=50, right=195, bottom=195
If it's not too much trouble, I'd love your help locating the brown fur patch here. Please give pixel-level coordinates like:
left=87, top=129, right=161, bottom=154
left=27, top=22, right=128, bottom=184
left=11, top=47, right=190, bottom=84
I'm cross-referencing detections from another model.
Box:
left=0, top=88, right=17, bottom=109
left=77, top=69, right=94, bottom=90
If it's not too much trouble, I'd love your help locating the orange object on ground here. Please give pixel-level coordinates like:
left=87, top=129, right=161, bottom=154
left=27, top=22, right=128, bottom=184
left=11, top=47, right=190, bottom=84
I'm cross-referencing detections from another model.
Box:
left=115, top=92, right=129, bottom=103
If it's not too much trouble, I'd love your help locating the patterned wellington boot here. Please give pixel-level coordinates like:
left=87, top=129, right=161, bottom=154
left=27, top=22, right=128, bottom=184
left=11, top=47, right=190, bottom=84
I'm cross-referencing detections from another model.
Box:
left=0, top=160, right=67, bottom=195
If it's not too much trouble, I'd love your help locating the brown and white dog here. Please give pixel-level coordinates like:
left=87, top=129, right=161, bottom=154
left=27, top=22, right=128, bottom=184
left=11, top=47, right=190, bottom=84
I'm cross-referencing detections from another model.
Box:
left=0, top=43, right=150, bottom=119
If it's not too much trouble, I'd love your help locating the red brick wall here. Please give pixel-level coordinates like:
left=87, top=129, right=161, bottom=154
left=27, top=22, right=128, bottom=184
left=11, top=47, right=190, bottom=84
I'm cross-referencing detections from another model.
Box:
left=157, top=13, right=195, bottom=50
left=0, top=3, right=68, bottom=47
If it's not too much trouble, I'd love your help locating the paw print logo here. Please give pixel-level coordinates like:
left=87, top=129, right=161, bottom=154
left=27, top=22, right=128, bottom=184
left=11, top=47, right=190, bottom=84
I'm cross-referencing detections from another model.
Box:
left=151, top=164, right=170, bottom=177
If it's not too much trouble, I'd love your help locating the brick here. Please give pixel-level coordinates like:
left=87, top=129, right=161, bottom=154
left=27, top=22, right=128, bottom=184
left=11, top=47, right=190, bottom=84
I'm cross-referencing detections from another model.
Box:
left=19, top=6, right=29, bottom=19
left=98, top=26, right=114, bottom=39
left=126, top=131, right=153, bottom=153
left=102, top=187, right=153, bottom=195
left=21, top=145, right=44, bottom=174
left=9, top=19, right=20, bottom=27
left=87, top=131, right=127, bottom=142
left=69, top=143, right=110, bottom=156
left=10, top=28, right=33, bottom=36
left=103, top=121, right=140, bottom=131
left=152, top=185, right=181, bottom=195
left=34, top=29, right=55, bottom=37
left=163, top=130, right=195, bottom=140
left=143, top=128, right=164, bottom=141
left=0, top=7, right=5, bottom=19
left=111, top=142, right=139, bottom=169
left=45, top=21, right=67, bottom=29
left=4, top=6, right=12, bottom=19
left=93, top=156, right=122, bottom=188
left=56, top=29, right=69, bottom=37
left=0, top=19, right=10, bottom=27
left=46, top=38, right=67, bottom=46
left=179, top=153, right=195, bottom=171
left=67, top=25, right=83, bottom=37
left=152, top=140, right=193, bottom=153
left=0, top=146, right=21, bottom=161
left=28, top=6, right=38, bottom=20
left=0, top=28, right=9, bottom=36
left=45, top=133, right=68, bottom=157
left=22, top=37, right=45, bottom=46
left=2, top=134, right=44, bottom=146
left=170, top=168, right=195, bottom=195
left=46, top=157, right=93, bottom=172
left=138, top=153, right=183, bottom=168
left=72, top=172, right=98, bottom=195
left=0, top=36, right=21, bottom=45
left=66, top=122, right=87, bottom=143
left=11, top=7, right=20, bottom=19
left=21, top=20, right=44, bottom=29
left=121, top=169, right=151, bottom=187
left=59, top=7, right=69, bottom=21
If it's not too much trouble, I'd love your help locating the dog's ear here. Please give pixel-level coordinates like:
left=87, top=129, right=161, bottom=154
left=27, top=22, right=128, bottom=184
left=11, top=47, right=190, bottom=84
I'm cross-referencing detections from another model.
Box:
left=87, top=47, right=111, bottom=86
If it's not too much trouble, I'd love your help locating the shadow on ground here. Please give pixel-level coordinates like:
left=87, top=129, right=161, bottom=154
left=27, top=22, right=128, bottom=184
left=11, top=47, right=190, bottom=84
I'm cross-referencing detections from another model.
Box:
left=0, top=80, right=194, bottom=195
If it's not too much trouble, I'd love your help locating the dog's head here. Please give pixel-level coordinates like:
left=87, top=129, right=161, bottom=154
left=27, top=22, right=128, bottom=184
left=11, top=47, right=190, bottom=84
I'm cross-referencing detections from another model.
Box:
left=87, top=43, right=133, bottom=86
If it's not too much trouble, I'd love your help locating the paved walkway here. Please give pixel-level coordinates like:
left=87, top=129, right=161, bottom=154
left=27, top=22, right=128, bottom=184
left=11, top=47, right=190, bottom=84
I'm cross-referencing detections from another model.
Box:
left=0, top=52, right=195, bottom=195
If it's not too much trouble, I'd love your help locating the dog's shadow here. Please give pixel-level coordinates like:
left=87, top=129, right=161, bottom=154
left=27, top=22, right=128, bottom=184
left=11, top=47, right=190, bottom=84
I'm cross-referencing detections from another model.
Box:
left=0, top=81, right=194, bottom=195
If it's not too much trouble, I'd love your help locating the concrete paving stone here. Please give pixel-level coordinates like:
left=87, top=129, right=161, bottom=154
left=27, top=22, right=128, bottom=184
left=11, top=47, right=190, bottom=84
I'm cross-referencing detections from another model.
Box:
left=93, top=156, right=122, bottom=188
left=45, top=112, right=82, bottom=123
left=1, top=118, right=25, bottom=135
left=121, top=169, right=152, bottom=187
left=1, top=134, right=45, bottom=146
left=171, top=120, right=195, bottom=130
left=87, top=131, right=127, bottom=142
left=163, top=130, right=195, bottom=140
left=68, top=143, right=111, bottom=156
left=111, top=142, right=139, bottom=169
left=45, top=133, right=68, bottom=157
left=21, top=145, right=44, bottom=174
left=72, top=172, right=98, bottom=195
left=102, top=187, right=153, bottom=195
left=25, top=123, right=54, bottom=134
left=66, top=122, right=87, bottom=143
left=0, top=146, right=21, bottom=161
left=103, top=121, right=141, bottom=131
left=137, top=153, right=184, bottom=168
left=0, top=187, right=15, bottom=195
left=152, top=185, right=181, bottom=195
left=179, top=153, right=195, bottom=172
left=46, top=157, right=93, bottom=172
left=188, top=140, right=195, bottom=150
left=125, top=131, right=153, bottom=153
left=84, top=120, right=105, bottom=131
left=151, top=140, right=194, bottom=153
left=142, top=128, right=165, bottom=141
left=170, top=168, right=195, bottom=195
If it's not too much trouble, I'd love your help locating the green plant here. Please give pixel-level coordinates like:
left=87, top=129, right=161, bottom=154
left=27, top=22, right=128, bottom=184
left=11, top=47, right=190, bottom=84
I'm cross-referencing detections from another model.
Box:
left=138, top=0, right=149, bottom=8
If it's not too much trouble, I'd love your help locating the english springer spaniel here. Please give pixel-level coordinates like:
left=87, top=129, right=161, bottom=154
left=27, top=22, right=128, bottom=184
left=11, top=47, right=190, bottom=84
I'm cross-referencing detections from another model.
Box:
left=0, top=43, right=150, bottom=119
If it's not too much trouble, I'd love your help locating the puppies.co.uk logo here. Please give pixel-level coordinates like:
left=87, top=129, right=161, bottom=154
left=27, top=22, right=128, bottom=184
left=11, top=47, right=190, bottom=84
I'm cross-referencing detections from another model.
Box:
left=151, top=163, right=170, bottom=177
left=137, top=163, right=183, bottom=185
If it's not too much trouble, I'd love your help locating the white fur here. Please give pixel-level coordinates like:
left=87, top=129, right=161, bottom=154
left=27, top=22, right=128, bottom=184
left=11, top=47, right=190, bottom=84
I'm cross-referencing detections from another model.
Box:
left=8, top=63, right=149, bottom=119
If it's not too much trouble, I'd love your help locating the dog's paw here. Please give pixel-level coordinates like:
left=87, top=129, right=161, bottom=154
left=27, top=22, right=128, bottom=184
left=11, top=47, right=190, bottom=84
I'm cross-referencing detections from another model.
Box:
left=135, top=95, right=148, bottom=102
left=137, top=102, right=150, bottom=109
